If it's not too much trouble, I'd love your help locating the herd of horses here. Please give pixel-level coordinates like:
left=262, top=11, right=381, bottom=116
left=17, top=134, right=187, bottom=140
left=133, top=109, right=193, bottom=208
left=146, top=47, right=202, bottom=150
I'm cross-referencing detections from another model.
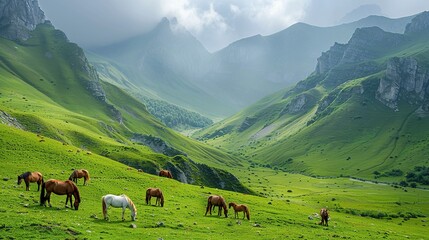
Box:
left=17, top=169, right=330, bottom=225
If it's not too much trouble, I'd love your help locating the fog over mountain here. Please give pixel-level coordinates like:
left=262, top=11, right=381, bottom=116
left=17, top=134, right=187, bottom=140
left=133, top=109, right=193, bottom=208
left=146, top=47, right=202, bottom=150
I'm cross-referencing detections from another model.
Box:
left=38, top=0, right=429, bottom=52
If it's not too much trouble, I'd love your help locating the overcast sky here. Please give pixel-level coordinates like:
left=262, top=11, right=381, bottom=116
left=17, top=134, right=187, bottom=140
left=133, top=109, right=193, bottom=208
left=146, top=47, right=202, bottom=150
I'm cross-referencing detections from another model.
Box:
left=38, top=0, right=429, bottom=52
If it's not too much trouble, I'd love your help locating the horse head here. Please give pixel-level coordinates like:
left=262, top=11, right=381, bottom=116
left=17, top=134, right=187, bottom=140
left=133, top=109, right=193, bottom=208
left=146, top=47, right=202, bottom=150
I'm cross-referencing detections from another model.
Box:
left=17, top=175, right=23, bottom=185
left=74, top=200, right=79, bottom=210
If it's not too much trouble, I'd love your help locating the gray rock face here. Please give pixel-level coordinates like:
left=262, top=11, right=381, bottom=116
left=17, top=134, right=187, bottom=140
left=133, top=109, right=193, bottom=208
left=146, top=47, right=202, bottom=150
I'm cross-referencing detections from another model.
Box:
left=405, top=11, right=429, bottom=35
left=316, top=27, right=403, bottom=76
left=376, top=57, right=429, bottom=110
left=0, top=110, right=25, bottom=129
left=315, top=43, right=347, bottom=74
left=0, top=0, right=45, bottom=41
left=131, top=134, right=187, bottom=157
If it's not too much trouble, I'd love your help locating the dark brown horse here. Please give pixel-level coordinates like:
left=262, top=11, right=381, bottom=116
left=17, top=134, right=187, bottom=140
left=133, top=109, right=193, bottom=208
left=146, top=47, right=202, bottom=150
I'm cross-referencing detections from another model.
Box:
left=69, top=169, right=90, bottom=185
left=205, top=195, right=228, bottom=217
left=319, top=208, right=329, bottom=226
left=145, top=188, right=164, bottom=207
left=40, top=179, right=81, bottom=210
left=17, top=171, right=43, bottom=191
left=159, top=169, right=172, bottom=179
left=229, top=202, right=250, bottom=220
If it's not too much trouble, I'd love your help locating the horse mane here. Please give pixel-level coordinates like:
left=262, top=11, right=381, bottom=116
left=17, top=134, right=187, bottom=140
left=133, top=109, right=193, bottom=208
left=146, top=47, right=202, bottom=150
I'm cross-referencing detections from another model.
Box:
left=71, top=181, right=81, bottom=203
left=20, top=171, right=31, bottom=179
left=125, top=195, right=137, bottom=214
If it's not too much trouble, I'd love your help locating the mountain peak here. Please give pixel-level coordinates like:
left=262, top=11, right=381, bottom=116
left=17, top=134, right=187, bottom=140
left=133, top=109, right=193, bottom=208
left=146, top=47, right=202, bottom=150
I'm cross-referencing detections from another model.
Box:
left=0, top=0, right=46, bottom=41
left=405, top=11, right=429, bottom=35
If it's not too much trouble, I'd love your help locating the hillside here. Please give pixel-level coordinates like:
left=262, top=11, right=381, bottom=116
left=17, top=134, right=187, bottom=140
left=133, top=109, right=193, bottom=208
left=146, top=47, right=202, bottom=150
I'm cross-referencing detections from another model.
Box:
left=0, top=2, right=247, bottom=192
left=92, top=15, right=413, bottom=118
left=1, top=123, right=428, bottom=239
left=195, top=12, right=429, bottom=186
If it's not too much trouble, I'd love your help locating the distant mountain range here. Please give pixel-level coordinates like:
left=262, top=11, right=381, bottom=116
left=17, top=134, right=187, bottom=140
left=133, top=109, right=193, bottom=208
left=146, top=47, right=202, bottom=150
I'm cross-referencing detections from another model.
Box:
left=91, top=14, right=413, bottom=118
left=194, top=12, right=429, bottom=184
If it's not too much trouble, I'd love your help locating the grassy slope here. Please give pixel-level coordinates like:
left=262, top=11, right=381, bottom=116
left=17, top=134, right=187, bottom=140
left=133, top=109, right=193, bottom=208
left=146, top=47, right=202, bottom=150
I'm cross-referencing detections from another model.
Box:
left=0, top=124, right=428, bottom=239
left=0, top=24, right=245, bottom=192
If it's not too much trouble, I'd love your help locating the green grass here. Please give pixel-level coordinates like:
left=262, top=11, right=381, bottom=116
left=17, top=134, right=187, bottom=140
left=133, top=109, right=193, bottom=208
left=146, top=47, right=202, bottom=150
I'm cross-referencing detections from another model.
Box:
left=1, top=124, right=428, bottom=239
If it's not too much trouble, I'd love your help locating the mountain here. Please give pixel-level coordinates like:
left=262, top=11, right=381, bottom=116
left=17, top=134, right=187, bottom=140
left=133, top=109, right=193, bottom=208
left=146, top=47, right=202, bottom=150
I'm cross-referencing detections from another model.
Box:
left=0, top=0, right=248, bottom=193
left=92, top=15, right=413, bottom=118
left=195, top=12, right=429, bottom=185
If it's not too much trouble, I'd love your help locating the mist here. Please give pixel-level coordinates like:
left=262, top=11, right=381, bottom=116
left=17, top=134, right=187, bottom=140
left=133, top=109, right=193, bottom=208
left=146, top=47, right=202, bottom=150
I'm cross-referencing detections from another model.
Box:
left=38, top=0, right=429, bottom=52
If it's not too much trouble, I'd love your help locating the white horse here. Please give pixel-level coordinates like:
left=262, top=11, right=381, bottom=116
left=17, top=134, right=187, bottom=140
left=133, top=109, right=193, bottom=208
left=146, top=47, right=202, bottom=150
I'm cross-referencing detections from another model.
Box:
left=102, top=194, right=137, bottom=221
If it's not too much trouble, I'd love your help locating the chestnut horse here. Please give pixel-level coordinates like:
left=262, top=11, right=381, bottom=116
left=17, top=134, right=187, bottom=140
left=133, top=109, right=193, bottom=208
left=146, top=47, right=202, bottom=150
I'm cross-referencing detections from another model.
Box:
left=17, top=171, right=43, bottom=191
left=102, top=194, right=137, bottom=221
left=205, top=195, right=228, bottom=217
left=40, top=179, right=81, bottom=210
left=145, top=188, right=164, bottom=207
left=319, top=208, right=329, bottom=226
left=69, top=169, right=90, bottom=185
left=229, top=202, right=250, bottom=220
left=159, top=170, right=172, bottom=179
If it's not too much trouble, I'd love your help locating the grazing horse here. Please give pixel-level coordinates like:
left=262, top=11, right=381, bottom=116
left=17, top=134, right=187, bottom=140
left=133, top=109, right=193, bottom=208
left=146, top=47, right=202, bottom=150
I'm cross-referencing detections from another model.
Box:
left=205, top=195, right=228, bottom=217
left=69, top=169, right=90, bottom=185
left=229, top=202, right=250, bottom=220
left=159, top=170, right=173, bottom=179
left=145, top=188, right=164, bottom=207
left=40, top=179, right=81, bottom=210
left=17, top=171, right=43, bottom=191
left=319, top=208, right=329, bottom=226
left=102, top=194, right=137, bottom=221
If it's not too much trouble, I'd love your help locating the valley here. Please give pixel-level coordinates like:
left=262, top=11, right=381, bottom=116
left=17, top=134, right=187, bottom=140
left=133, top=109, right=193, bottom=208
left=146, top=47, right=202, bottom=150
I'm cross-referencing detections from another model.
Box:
left=1, top=1, right=429, bottom=239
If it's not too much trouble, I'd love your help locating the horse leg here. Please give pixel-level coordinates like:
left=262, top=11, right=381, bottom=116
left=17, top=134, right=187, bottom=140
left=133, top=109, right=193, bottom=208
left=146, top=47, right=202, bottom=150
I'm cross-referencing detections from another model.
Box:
left=218, top=206, right=222, bottom=216
left=25, top=180, right=30, bottom=191
left=46, top=192, right=52, bottom=207
left=122, top=207, right=125, bottom=221
left=205, top=203, right=211, bottom=216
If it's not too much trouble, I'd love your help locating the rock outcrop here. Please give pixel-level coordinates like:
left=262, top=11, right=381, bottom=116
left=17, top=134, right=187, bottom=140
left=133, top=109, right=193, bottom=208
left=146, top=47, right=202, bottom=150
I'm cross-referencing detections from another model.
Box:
left=315, top=27, right=403, bottom=88
left=0, top=0, right=45, bottom=41
left=376, top=57, right=429, bottom=111
left=131, top=134, right=187, bottom=157
left=0, top=110, right=25, bottom=129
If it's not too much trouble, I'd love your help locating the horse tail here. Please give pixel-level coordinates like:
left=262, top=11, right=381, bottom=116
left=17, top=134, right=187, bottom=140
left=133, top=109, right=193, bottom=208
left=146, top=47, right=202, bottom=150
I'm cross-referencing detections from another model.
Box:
left=102, top=196, right=107, bottom=218
left=40, top=182, right=46, bottom=205
left=246, top=206, right=250, bottom=220
left=168, top=172, right=172, bottom=178
left=160, top=192, right=164, bottom=207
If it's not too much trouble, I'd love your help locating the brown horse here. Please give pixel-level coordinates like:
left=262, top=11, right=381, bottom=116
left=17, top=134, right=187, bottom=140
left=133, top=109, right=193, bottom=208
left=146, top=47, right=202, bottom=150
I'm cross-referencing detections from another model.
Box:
left=69, top=169, right=90, bottom=185
left=40, top=179, right=81, bottom=210
left=17, top=171, right=43, bottom=191
left=319, top=208, right=329, bottom=226
left=229, top=202, right=250, bottom=220
left=145, top=188, right=164, bottom=207
left=205, top=195, right=228, bottom=217
left=159, top=170, right=172, bottom=179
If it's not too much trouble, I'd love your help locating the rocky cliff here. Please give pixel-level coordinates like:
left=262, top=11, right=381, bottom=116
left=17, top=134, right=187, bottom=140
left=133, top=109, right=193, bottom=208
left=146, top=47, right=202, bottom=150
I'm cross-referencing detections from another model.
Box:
left=315, top=27, right=403, bottom=88
left=0, top=0, right=45, bottom=41
left=376, top=57, right=429, bottom=111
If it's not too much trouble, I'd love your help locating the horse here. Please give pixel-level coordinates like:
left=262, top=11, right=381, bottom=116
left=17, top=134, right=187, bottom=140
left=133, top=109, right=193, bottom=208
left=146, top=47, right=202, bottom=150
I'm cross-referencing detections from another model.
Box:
left=159, top=169, right=172, bottom=179
left=69, top=169, right=90, bottom=185
left=102, top=194, right=137, bottom=221
left=205, top=195, right=228, bottom=217
left=17, top=171, right=43, bottom=191
left=228, top=202, right=250, bottom=220
left=40, top=179, right=81, bottom=210
left=145, top=188, right=164, bottom=207
left=319, top=208, right=329, bottom=226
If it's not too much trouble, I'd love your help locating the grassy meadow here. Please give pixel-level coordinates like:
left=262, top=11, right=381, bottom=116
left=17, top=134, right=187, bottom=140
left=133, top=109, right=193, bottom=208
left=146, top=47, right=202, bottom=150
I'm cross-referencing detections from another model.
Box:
left=1, top=124, right=428, bottom=239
